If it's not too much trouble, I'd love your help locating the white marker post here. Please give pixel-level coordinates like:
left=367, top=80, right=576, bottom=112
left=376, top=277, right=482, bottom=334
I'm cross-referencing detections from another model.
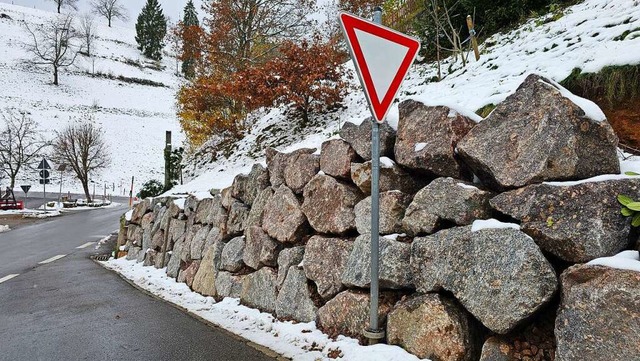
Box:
left=339, top=9, right=420, bottom=345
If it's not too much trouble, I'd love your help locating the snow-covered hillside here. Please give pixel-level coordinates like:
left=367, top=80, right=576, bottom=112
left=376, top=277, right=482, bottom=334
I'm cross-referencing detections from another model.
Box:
left=0, top=3, right=183, bottom=195
left=174, top=0, right=640, bottom=195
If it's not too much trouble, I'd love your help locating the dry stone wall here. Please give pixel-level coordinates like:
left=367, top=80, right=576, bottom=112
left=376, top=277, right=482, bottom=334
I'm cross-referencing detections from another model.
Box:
left=119, top=74, right=640, bottom=361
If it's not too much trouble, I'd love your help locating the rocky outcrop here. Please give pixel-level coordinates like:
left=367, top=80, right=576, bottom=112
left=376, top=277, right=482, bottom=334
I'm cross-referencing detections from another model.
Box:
left=354, top=191, right=411, bottom=235
left=411, top=226, right=557, bottom=334
left=351, top=161, right=424, bottom=195
left=403, top=177, right=494, bottom=236
left=555, top=262, right=640, bottom=360
left=457, top=74, right=619, bottom=190
left=302, top=175, right=363, bottom=235
left=262, top=185, right=308, bottom=243
left=303, top=236, right=353, bottom=300
left=275, top=267, right=318, bottom=323
left=342, top=234, right=413, bottom=290
left=220, top=236, right=245, bottom=272
left=490, top=178, right=640, bottom=263
left=395, top=100, right=476, bottom=179
left=320, top=139, right=360, bottom=179
left=316, top=290, right=398, bottom=343
left=339, top=120, right=396, bottom=161
left=240, top=267, right=278, bottom=313
left=387, top=294, right=479, bottom=361
left=284, top=151, right=320, bottom=194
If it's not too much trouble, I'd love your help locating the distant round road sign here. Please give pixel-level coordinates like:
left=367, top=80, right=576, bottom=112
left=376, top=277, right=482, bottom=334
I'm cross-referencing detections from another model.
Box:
left=39, top=170, right=50, bottom=179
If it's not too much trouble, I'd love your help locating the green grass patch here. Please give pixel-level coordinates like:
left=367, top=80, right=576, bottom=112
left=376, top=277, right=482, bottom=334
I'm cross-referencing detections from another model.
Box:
left=475, top=103, right=496, bottom=118
left=560, top=65, right=640, bottom=106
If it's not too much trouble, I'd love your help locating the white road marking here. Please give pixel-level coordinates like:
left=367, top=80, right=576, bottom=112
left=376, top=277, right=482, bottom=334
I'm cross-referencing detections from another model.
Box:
left=0, top=274, right=19, bottom=284
left=76, top=242, right=95, bottom=249
left=38, top=255, right=66, bottom=264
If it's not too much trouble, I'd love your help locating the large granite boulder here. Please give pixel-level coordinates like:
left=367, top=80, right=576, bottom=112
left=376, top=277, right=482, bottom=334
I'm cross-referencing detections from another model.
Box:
left=231, top=173, right=249, bottom=204
left=167, top=219, right=187, bottom=248
left=243, top=226, right=282, bottom=270
left=244, top=164, right=270, bottom=206
left=226, top=201, right=250, bottom=237
left=216, top=271, right=245, bottom=299
left=275, top=267, right=318, bottom=323
left=262, top=185, right=309, bottom=243
left=555, top=260, right=640, bottom=360
left=180, top=260, right=200, bottom=288
left=245, top=187, right=273, bottom=228
left=354, top=191, right=412, bottom=235
left=127, top=224, right=143, bottom=247
left=339, top=120, right=396, bottom=161
left=166, top=237, right=185, bottom=278
left=320, top=139, right=360, bottom=179
left=457, top=74, right=619, bottom=191
left=302, top=175, right=364, bottom=235
left=284, top=152, right=320, bottom=194
left=411, top=226, right=558, bottom=334
left=490, top=178, right=640, bottom=263
left=403, top=177, right=494, bottom=236
left=220, top=236, right=246, bottom=272
left=189, top=225, right=211, bottom=260
left=395, top=100, right=476, bottom=179
left=194, top=196, right=228, bottom=230
left=316, top=290, right=398, bottom=343
left=266, top=147, right=316, bottom=187
left=131, top=198, right=151, bottom=224
left=351, top=160, right=424, bottom=195
left=183, top=196, right=199, bottom=218
left=342, top=234, right=413, bottom=290
left=303, top=236, right=353, bottom=300
left=192, top=241, right=225, bottom=297
left=276, top=246, right=305, bottom=290
left=240, top=267, right=278, bottom=313
left=387, top=294, right=479, bottom=361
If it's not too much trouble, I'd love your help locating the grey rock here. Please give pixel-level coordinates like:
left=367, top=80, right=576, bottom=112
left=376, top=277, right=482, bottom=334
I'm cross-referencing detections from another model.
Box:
left=244, top=226, right=282, bottom=270
left=143, top=249, right=157, bottom=267
left=342, top=234, right=412, bottom=289
left=216, top=271, right=245, bottom=299
left=490, top=178, right=640, bottom=263
left=231, top=173, right=249, bottom=203
left=194, top=196, right=228, bottom=233
left=355, top=191, right=411, bottom=235
left=245, top=187, right=273, bottom=228
left=479, top=337, right=516, bottom=361
left=220, top=236, right=246, bottom=272
left=183, top=196, right=199, bottom=218
left=403, top=177, right=494, bottom=236
left=284, top=152, right=320, bottom=194
left=457, top=74, right=620, bottom=191
left=351, top=161, right=425, bottom=195
left=220, top=186, right=236, bottom=210
left=555, top=263, right=640, bottom=361
left=190, top=225, right=212, bottom=260
left=181, top=223, right=202, bottom=262
left=240, top=267, right=278, bottom=313
left=302, top=175, right=363, bottom=235
left=126, top=246, right=142, bottom=261
left=131, top=198, right=151, bottom=224
left=244, top=164, right=270, bottom=206
left=275, top=267, right=318, bottom=322
left=127, top=224, right=143, bottom=247
left=339, top=120, right=396, bottom=161
left=395, top=100, right=476, bottom=179
left=167, top=219, right=187, bottom=249
left=166, top=237, right=185, bottom=278
left=262, top=185, right=309, bottom=243
left=276, top=246, right=305, bottom=290
left=141, top=212, right=154, bottom=251
left=192, top=241, right=225, bottom=297
left=387, top=293, right=479, bottom=361
left=303, top=236, right=352, bottom=300
left=411, top=226, right=558, bottom=334
left=226, top=201, right=250, bottom=237
left=320, top=139, right=360, bottom=179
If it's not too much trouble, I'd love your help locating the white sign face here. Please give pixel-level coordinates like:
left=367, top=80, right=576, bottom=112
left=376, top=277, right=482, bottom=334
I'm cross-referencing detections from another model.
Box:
left=339, top=12, right=420, bottom=123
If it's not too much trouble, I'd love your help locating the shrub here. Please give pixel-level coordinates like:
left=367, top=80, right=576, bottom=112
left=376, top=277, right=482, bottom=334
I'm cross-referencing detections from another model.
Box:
left=138, top=179, right=164, bottom=199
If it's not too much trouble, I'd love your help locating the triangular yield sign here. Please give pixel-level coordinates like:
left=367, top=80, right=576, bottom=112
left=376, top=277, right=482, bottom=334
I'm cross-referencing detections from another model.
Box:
left=340, top=12, right=420, bottom=123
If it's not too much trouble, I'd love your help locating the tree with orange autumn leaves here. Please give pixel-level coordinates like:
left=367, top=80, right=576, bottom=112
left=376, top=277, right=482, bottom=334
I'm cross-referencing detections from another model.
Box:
left=176, top=0, right=352, bottom=147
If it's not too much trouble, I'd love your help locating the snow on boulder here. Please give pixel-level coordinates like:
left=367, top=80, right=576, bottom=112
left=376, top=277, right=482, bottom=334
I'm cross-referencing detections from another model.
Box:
left=411, top=226, right=557, bottom=334
left=394, top=100, right=476, bottom=179
left=490, top=178, right=640, bottom=263
left=457, top=74, right=620, bottom=191
left=555, top=263, right=640, bottom=360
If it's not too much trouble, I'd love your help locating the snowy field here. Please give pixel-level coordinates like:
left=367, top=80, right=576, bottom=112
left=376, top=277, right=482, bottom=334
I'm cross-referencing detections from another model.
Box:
left=102, top=257, right=427, bottom=361
left=172, top=0, right=640, bottom=194
left=0, top=3, right=184, bottom=195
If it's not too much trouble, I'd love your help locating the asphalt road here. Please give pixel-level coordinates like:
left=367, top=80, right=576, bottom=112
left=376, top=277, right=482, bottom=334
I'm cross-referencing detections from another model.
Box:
left=0, top=206, right=276, bottom=361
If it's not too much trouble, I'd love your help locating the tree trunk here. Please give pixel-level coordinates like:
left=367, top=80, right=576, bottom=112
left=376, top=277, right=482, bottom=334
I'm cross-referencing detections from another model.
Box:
left=53, top=65, right=59, bottom=86
left=57, top=4, right=61, bottom=13
left=81, top=179, right=91, bottom=203
left=10, top=175, right=16, bottom=189
left=108, top=17, right=112, bottom=28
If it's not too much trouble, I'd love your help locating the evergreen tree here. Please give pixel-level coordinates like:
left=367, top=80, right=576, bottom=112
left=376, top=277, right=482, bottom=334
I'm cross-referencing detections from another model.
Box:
left=180, top=0, right=200, bottom=78
left=135, top=0, right=167, bottom=61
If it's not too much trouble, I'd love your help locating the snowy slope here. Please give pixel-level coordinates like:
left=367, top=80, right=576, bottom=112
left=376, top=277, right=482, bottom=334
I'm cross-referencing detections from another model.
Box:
left=0, top=3, right=184, bottom=195
left=173, top=0, right=640, bottom=195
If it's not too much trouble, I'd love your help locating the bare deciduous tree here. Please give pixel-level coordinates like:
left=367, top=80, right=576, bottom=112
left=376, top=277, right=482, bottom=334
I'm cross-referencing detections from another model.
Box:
left=78, top=13, right=97, bottom=56
left=0, top=109, right=49, bottom=188
left=48, top=0, right=79, bottom=14
left=53, top=117, right=110, bottom=203
left=24, top=13, right=81, bottom=86
left=91, top=0, right=128, bottom=28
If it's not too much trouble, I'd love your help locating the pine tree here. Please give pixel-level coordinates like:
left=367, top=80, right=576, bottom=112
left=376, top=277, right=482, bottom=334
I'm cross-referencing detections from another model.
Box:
left=180, top=0, right=200, bottom=78
left=135, top=0, right=167, bottom=61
